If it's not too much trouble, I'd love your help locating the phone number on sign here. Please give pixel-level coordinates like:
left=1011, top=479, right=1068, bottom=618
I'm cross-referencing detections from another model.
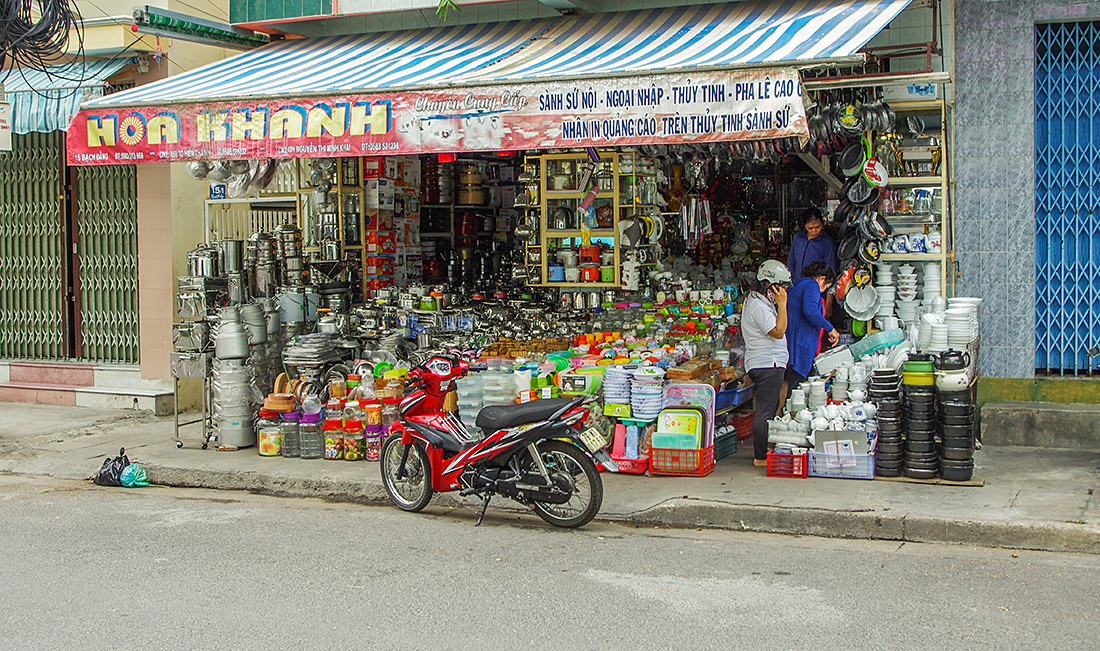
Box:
left=362, top=141, right=400, bottom=152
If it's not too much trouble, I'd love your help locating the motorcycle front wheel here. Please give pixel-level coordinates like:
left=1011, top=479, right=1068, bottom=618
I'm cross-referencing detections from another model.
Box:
left=381, top=434, right=433, bottom=512
left=526, top=440, right=603, bottom=528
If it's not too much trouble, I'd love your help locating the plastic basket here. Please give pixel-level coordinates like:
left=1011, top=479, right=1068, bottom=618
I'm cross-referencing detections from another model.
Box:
left=716, top=384, right=754, bottom=412
left=650, top=446, right=715, bottom=477
left=714, top=434, right=738, bottom=460
left=766, top=451, right=808, bottom=478
left=610, top=455, right=649, bottom=474
left=732, top=409, right=754, bottom=441
left=808, top=452, right=875, bottom=480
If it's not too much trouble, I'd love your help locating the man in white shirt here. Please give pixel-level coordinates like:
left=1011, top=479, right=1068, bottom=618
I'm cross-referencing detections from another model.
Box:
left=742, top=260, right=792, bottom=466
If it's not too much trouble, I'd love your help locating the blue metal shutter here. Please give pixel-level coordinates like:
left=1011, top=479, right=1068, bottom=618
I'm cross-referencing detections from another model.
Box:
left=1035, top=21, right=1100, bottom=374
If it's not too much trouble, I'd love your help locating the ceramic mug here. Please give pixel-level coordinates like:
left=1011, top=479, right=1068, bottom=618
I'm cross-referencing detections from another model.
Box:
left=892, top=234, right=910, bottom=253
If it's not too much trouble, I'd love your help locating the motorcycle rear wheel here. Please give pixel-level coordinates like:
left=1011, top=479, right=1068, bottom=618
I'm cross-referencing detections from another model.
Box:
left=527, top=440, right=603, bottom=528
left=381, top=434, right=433, bottom=512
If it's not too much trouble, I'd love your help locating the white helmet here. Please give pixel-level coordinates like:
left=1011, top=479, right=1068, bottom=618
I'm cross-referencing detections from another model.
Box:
left=757, top=259, right=792, bottom=287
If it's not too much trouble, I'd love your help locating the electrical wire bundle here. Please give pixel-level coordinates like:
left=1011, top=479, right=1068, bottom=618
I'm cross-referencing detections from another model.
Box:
left=0, top=0, right=84, bottom=70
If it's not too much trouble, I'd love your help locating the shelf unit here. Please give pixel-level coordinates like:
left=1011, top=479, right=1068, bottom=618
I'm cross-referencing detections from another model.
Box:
left=877, top=98, right=951, bottom=295
left=524, top=150, right=658, bottom=288
left=295, top=157, right=366, bottom=300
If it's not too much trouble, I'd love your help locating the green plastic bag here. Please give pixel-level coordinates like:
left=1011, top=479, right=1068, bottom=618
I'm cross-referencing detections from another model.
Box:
left=120, top=463, right=149, bottom=487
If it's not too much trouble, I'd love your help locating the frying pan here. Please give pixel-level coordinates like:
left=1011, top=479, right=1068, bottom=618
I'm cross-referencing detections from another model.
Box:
left=839, top=141, right=865, bottom=177
left=838, top=233, right=861, bottom=261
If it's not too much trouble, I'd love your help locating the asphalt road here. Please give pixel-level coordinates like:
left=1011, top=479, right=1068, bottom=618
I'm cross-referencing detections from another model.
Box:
left=1, top=474, right=1098, bottom=651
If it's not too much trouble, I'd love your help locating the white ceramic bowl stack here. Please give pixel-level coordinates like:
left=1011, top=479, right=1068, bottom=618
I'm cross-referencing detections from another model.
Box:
left=922, top=262, right=942, bottom=302
left=894, top=263, right=920, bottom=323
left=929, top=322, right=949, bottom=353
left=808, top=380, right=828, bottom=409
left=789, top=388, right=807, bottom=413
left=875, top=268, right=896, bottom=320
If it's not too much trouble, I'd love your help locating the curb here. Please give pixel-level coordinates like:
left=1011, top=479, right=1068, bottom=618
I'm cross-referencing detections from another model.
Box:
left=144, top=464, right=1100, bottom=555
left=614, top=498, right=1100, bottom=555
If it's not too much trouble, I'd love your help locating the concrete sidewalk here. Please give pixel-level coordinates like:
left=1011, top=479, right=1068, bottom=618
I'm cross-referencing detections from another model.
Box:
left=1, top=402, right=1098, bottom=554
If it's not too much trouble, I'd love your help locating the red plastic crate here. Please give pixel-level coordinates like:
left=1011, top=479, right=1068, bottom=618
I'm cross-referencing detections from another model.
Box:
left=732, top=409, right=755, bottom=441
left=649, top=446, right=715, bottom=477
left=610, top=455, right=649, bottom=474
left=767, top=451, right=808, bottom=478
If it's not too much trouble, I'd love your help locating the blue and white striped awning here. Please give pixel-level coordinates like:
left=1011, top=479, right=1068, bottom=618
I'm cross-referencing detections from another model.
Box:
left=470, top=0, right=911, bottom=82
left=4, top=58, right=134, bottom=133
left=86, top=19, right=557, bottom=108
left=85, top=0, right=908, bottom=110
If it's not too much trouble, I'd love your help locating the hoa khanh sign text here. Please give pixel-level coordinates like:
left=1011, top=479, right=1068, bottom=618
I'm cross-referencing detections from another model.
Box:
left=66, top=68, right=807, bottom=165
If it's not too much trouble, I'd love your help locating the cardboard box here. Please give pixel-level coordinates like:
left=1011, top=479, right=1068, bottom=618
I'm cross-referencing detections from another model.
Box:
left=366, top=231, right=397, bottom=254
left=363, top=157, right=383, bottom=179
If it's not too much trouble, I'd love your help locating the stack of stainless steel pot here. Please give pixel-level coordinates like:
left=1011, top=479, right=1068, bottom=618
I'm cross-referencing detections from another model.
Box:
left=276, top=223, right=306, bottom=288
left=186, top=244, right=220, bottom=278
left=248, top=232, right=278, bottom=299
left=213, top=239, right=247, bottom=304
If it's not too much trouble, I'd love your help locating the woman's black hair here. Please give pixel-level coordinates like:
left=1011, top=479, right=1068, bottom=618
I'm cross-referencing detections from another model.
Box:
left=802, top=261, right=836, bottom=284
left=801, top=207, right=824, bottom=227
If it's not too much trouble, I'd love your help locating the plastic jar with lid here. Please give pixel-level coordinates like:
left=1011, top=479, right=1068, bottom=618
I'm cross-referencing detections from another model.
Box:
left=380, top=398, right=400, bottom=432
left=342, top=401, right=364, bottom=461
left=363, top=402, right=382, bottom=427
left=280, top=411, right=301, bottom=458
left=322, top=410, right=344, bottom=460
left=299, top=412, right=324, bottom=459
left=256, top=409, right=283, bottom=456
left=363, top=424, right=383, bottom=461
left=346, top=374, right=362, bottom=400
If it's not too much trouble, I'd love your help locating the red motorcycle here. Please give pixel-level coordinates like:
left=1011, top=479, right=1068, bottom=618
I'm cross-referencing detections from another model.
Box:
left=380, top=355, right=618, bottom=528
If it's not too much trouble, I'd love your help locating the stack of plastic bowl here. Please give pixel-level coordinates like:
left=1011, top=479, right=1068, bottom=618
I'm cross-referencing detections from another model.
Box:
left=455, top=374, right=484, bottom=434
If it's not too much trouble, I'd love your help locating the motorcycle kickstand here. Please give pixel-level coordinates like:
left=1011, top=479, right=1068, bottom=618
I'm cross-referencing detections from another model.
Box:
left=475, top=494, right=492, bottom=526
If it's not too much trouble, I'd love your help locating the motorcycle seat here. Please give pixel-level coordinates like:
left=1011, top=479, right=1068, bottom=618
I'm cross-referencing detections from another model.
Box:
left=475, top=398, right=577, bottom=433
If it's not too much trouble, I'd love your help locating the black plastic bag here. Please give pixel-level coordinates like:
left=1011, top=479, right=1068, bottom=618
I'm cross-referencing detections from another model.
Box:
left=93, top=447, right=130, bottom=486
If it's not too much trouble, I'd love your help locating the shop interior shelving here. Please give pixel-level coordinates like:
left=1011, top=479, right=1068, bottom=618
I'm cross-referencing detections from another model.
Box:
left=525, top=150, right=657, bottom=288
left=876, top=98, right=951, bottom=295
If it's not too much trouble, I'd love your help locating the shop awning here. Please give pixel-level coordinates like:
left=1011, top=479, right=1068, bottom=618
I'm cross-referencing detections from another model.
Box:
left=67, top=0, right=910, bottom=165
left=4, top=58, right=134, bottom=134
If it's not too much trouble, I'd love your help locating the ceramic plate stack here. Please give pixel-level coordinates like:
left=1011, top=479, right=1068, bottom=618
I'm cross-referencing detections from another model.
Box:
left=944, top=307, right=975, bottom=349
left=922, top=262, right=942, bottom=302
left=603, top=366, right=633, bottom=405
left=948, top=297, right=983, bottom=344
left=630, top=367, right=666, bottom=420
left=917, top=315, right=934, bottom=351
left=902, top=380, right=938, bottom=479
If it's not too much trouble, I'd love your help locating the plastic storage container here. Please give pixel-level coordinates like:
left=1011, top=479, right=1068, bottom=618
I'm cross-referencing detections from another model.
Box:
left=280, top=410, right=301, bottom=458
left=323, top=410, right=344, bottom=460
left=342, top=401, right=364, bottom=461
left=299, top=412, right=323, bottom=459
left=256, top=409, right=283, bottom=456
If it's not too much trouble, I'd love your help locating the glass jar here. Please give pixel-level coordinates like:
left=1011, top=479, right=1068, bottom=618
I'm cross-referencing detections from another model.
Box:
left=364, top=425, right=383, bottom=461
left=363, top=403, right=382, bottom=427
left=281, top=411, right=301, bottom=458
left=299, top=412, right=324, bottom=459
left=381, top=399, right=400, bottom=433
left=342, top=400, right=364, bottom=461
left=323, top=413, right=344, bottom=460
left=256, top=409, right=283, bottom=457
